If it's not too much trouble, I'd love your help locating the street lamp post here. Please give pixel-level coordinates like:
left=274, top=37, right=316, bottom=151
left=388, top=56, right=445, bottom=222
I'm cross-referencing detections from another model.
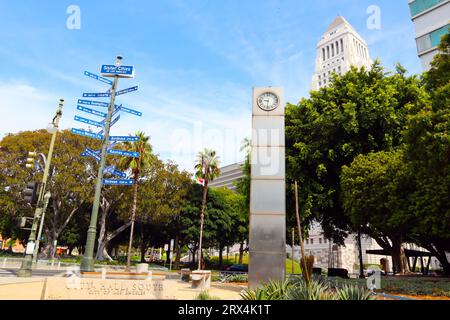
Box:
left=17, top=99, right=64, bottom=277
left=33, top=191, right=51, bottom=262
left=80, top=56, right=122, bottom=272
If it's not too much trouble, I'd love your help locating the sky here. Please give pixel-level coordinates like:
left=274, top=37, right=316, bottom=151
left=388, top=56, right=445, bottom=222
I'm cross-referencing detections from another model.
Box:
left=0, top=0, right=421, bottom=172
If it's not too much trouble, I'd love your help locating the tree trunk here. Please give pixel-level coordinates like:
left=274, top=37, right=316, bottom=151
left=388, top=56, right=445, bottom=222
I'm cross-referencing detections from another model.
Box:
left=140, top=227, right=146, bottom=263
left=218, top=244, right=223, bottom=267
left=174, top=234, right=181, bottom=270
left=97, top=222, right=131, bottom=262
left=96, top=207, right=108, bottom=261
left=198, top=182, right=208, bottom=270
left=391, top=237, right=409, bottom=275
left=239, top=242, right=244, bottom=265
left=126, top=172, right=139, bottom=272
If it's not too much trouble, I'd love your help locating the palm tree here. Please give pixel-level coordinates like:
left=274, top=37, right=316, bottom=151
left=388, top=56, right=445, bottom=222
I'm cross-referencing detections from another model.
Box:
left=194, top=148, right=220, bottom=270
left=121, top=131, right=152, bottom=272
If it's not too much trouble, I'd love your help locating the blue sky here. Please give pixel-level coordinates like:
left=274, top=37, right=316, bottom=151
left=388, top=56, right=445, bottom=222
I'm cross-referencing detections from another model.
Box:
left=0, top=0, right=421, bottom=172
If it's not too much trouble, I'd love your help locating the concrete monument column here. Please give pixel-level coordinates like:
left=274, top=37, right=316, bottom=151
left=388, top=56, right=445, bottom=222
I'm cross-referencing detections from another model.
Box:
left=249, top=87, right=286, bottom=289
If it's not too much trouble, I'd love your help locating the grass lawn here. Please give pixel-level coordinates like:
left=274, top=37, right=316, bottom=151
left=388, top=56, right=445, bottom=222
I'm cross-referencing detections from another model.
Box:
left=208, top=254, right=302, bottom=274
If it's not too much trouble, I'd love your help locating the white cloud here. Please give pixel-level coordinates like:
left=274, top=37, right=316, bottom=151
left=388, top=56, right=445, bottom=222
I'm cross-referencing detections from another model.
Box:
left=0, top=82, right=58, bottom=137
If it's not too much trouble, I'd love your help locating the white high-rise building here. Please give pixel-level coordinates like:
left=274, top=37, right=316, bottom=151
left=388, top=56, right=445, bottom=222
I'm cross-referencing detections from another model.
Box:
left=311, top=16, right=372, bottom=91
left=408, top=0, right=450, bottom=71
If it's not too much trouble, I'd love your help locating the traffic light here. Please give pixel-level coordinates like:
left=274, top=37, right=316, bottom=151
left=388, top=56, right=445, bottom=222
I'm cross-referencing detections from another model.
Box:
left=26, top=152, right=37, bottom=169
left=22, top=182, right=39, bottom=205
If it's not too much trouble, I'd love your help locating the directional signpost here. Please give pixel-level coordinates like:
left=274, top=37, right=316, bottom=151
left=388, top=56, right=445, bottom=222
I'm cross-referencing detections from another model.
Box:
left=74, top=115, right=104, bottom=128
left=116, top=86, right=138, bottom=96
left=77, top=105, right=107, bottom=118
left=72, top=56, right=144, bottom=273
left=71, top=128, right=103, bottom=140
left=78, top=99, right=109, bottom=108
left=84, top=71, right=113, bottom=85
left=84, top=148, right=101, bottom=162
left=103, top=179, right=134, bottom=186
left=110, top=135, right=140, bottom=142
left=107, top=149, right=140, bottom=158
left=101, top=64, right=135, bottom=78
left=83, top=92, right=111, bottom=98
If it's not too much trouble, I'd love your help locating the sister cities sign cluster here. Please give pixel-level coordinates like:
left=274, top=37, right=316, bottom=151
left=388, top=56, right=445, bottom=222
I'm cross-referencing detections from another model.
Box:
left=43, top=277, right=164, bottom=300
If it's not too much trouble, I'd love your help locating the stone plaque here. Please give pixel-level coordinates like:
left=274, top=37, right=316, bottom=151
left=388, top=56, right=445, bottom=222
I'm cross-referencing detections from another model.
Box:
left=43, top=277, right=164, bottom=300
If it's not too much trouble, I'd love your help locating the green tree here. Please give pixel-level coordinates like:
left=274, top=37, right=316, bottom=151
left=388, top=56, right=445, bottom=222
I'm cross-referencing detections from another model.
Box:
left=0, top=130, right=97, bottom=258
left=402, top=33, right=450, bottom=274
left=234, top=138, right=251, bottom=264
left=285, top=61, right=427, bottom=243
left=341, top=151, right=414, bottom=274
left=194, top=149, right=220, bottom=270
left=120, top=132, right=153, bottom=271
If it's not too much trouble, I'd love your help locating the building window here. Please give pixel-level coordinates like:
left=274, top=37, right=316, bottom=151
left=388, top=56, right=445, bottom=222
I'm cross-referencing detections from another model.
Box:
left=324, top=239, right=327, bottom=244
left=319, top=238, right=322, bottom=244
left=306, top=239, right=309, bottom=245
left=318, top=81, right=322, bottom=86
left=417, top=25, right=450, bottom=53
left=310, top=239, right=314, bottom=245
left=341, top=39, right=344, bottom=53
left=318, top=75, right=321, bottom=80
left=409, top=0, right=446, bottom=17
left=327, top=46, right=330, bottom=59
left=336, top=41, right=339, bottom=55
left=322, top=48, right=326, bottom=61
left=338, top=66, right=341, bottom=72
left=331, top=43, right=335, bottom=57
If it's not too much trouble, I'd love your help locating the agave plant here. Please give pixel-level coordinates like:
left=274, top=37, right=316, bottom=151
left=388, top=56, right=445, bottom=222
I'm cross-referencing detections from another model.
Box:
left=334, top=284, right=376, bottom=300
left=240, top=280, right=293, bottom=300
left=286, top=279, right=336, bottom=300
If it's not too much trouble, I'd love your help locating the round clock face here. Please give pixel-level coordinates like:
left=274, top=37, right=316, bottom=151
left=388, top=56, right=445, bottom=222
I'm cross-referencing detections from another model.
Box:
left=257, top=92, right=279, bottom=111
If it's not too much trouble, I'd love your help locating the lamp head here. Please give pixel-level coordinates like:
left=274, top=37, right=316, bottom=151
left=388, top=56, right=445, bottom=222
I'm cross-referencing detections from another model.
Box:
left=46, top=123, right=57, bottom=134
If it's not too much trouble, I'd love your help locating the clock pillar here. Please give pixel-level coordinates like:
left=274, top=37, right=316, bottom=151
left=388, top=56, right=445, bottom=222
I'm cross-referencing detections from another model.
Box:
left=249, top=87, right=286, bottom=289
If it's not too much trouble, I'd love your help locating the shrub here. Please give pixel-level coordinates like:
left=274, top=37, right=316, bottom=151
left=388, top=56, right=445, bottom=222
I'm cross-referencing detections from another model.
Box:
left=335, top=284, right=375, bottom=300
left=241, top=278, right=375, bottom=301
left=195, top=291, right=220, bottom=300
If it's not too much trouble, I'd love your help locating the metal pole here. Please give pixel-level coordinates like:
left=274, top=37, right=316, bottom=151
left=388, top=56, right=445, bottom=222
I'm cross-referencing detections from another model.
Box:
left=80, top=56, right=121, bottom=272
left=18, top=99, right=64, bottom=277
left=358, top=230, right=365, bottom=279
left=33, top=191, right=51, bottom=262
left=291, top=227, right=295, bottom=274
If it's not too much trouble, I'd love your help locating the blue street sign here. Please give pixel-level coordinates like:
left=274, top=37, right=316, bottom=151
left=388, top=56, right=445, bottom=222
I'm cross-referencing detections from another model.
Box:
left=110, top=115, right=121, bottom=127
left=112, top=169, right=127, bottom=178
left=109, top=136, right=140, bottom=142
left=101, top=65, right=135, bottom=78
left=104, top=165, right=116, bottom=174
left=103, top=179, right=134, bottom=186
left=119, top=105, right=143, bottom=117
left=71, top=128, right=103, bottom=140
left=74, top=115, right=104, bottom=128
left=84, top=71, right=113, bottom=85
left=85, top=147, right=101, bottom=162
left=77, top=105, right=107, bottom=118
left=78, top=99, right=109, bottom=108
left=107, top=149, right=140, bottom=158
left=115, top=86, right=138, bottom=96
left=83, top=92, right=111, bottom=98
